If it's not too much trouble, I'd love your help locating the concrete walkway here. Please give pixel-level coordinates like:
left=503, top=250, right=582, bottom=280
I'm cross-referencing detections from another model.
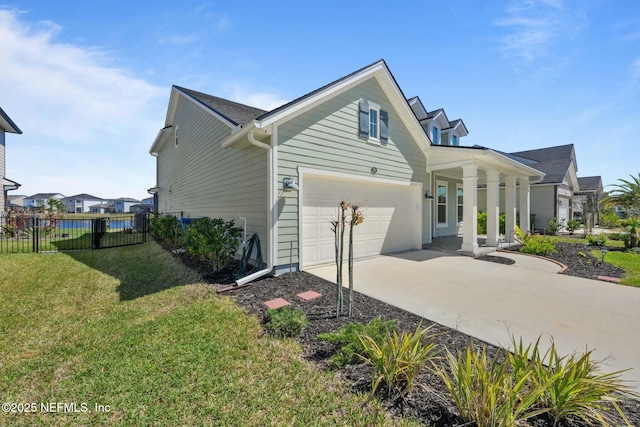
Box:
left=306, top=250, right=640, bottom=387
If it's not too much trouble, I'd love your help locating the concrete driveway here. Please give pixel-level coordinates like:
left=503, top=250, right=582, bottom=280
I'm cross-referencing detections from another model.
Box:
left=306, top=250, right=640, bottom=387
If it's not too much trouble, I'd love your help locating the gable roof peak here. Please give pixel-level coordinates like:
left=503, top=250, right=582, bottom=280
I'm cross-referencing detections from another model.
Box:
left=172, top=85, right=268, bottom=127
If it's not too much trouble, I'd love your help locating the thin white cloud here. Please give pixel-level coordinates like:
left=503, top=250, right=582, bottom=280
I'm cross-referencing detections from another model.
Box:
left=496, top=0, right=585, bottom=61
left=0, top=8, right=165, bottom=198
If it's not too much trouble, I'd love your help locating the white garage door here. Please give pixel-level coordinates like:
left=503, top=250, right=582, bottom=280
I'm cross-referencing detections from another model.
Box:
left=302, top=175, right=421, bottom=267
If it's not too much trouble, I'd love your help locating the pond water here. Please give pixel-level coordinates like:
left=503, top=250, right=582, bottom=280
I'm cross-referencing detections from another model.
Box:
left=47, top=219, right=134, bottom=229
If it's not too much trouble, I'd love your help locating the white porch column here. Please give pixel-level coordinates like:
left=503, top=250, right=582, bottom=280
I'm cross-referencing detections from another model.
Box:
left=485, top=170, right=500, bottom=246
left=505, top=175, right=517, bottom=243
left=519, top=177, right=531, bottom=232
left=461, top=164, right=478, bottom=253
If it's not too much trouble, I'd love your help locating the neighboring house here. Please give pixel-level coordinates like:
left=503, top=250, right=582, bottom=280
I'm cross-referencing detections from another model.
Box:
left=88, top=198, right=140, bottom=213
left=63, top=193, right=104, bottom=213
left=89, top=202, right=113, bottom=214
left=23, top=193, right=65, bottom=210
left=574, top=176, right=603, bottom=227
left=130, top=197, right=154, bottom=213
left=7, top=194, right=26, bottom=210
left=149, top=59, right=544, bottom=282
left=0, top=106, right=22, bottom=211
left=113, top=197, right=140, bottom=213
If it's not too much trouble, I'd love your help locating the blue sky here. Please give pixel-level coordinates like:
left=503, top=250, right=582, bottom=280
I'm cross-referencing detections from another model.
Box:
left=1, top=1, right=639, bottom=200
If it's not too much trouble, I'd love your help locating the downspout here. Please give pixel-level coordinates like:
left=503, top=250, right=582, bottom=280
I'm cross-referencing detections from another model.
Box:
left=232, top=130, right=275, bottom=287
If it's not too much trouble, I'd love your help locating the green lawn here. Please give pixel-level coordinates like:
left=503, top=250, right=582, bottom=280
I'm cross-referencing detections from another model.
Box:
left=590, top=249, right=640, bottom=287
left=0, top=242, right=411, bottom=426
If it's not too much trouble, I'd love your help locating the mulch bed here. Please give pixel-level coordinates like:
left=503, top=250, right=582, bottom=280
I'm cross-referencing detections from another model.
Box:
left=504, top=241, right=626, bottom=281
left=159, top=240, right=640, bottom=426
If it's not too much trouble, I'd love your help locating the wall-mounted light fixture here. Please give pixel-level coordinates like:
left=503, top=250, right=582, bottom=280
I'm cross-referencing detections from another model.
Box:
left=425, top=191, right=434, bottom=199
left=283, top=177, right=299, bottom=191
left=371, top=167, right=378, bottom=175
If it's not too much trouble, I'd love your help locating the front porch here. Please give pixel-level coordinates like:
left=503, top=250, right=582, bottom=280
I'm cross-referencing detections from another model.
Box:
left=425, top=235, right=516, bottom=256
left=427, top=146, right=545, bottom=255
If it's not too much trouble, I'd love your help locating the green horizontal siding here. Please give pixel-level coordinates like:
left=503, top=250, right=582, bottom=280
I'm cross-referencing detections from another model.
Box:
left=276, top=78, right=427, bottom=267
left=156, top=95, right=268, bottom=247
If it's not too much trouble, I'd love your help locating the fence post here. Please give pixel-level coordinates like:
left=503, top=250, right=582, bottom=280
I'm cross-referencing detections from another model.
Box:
left=32, top=213, right=39, bottom=253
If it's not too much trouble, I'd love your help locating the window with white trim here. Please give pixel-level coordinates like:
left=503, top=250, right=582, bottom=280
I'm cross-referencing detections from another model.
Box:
left=456, top=184, right=464, bottom=224
left=369, top=105, right=379, bottom=140
left=436, top=180, right=448, bottom=227
left=452, top=135, right=459, bottom=146
left=358, top=101, right=389, bottom=144
left=432, top=127, right=440, bottom=145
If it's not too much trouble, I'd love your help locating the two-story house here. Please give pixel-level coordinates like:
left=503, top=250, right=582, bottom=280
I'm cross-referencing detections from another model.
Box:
left=23, top=193, right=66, bottom=211
left=130, top=196, right=154, bottom=213
left=113, top=198, right=141, bottom=213
left=63, top=193, right=104, bottom=213
left=149, top=59, right=544, bottom=284
left=1, top=107, right=22, bottom=211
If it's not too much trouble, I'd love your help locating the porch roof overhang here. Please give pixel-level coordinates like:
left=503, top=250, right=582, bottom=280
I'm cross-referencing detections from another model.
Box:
left=426, top=145, right=545, bottom=184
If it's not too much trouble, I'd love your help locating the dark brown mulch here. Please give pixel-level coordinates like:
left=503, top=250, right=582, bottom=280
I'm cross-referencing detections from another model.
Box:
left=504, top=241, right=626, bottom=281
left=158, top=240, right=640, bottom=426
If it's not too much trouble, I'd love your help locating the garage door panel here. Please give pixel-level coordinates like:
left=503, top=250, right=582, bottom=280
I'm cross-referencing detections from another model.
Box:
left=302, top=175, right=420, bottom=267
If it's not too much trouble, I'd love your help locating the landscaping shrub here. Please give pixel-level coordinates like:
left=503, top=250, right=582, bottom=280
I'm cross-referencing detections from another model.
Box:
left=509, top=337, right=637, bottom=426
left=600, top=211, right=622, bottom=228
left=520, top=236, right=557, bottom=256
left=477, top=212, right=506, bottom=235
left=437, top=345, right=546, bottom=427
left=358, top=322, right=438, bottom=397
left=586, top=233, right=608, bottom=247
left=608, top=232, right=623, bottom=241
left=477, top=211, right=487, bottom=234
left=264, top=307, right=309, bottom=338
left=185, top=217, right=243, bottom=271
left=150, top=214, right=184, bottom=248
left=546, top=217, right=560, bottom=235
left=317, top=318, right=396, bottom=369
left=566, top=218, right=582, bottom=234
left=622, top=218, right=639, bottom=248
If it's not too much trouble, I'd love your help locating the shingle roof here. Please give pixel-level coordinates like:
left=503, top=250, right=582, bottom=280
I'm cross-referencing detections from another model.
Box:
left=510, top=144, right=574, bottom=163
left=425, top=108, right=443, bottom=119
left=64, top=193, right=103, bottom=200
left=173, top=86, right=267, bottom=126
left=255, top=59, right=392, bottom=123
left=27, top=193, right=64, bottom=199
left=577, top=176, right=602, bottom=192
left=508, top=144, right=575, bottom=184
left=0, top=106, right=22, bottom=134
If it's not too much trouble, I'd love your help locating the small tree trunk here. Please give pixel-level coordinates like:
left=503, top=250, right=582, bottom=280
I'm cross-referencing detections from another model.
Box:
left=348, top=214, right=354, bottom=317
left=338, top=203, right=347, bottom=316
left=332, top=219, right=341, bottom=317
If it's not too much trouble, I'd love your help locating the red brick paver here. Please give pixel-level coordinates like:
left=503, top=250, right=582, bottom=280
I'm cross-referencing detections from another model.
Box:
left=297, top=290, right=322, bottom=301
left=264, top=298, right=290, bottom=309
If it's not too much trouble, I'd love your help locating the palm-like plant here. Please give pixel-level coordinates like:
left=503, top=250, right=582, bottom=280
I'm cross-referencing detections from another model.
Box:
left=607, top=173, right=640, bottom=217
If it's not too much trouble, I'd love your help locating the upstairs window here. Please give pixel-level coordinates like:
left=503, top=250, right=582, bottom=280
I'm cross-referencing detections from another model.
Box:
left=174, top=125, right=179, bottom=148
left=432, top=127, right=440, bottom=145
left=359, top=101, right=389, bottom=144
left=369, top=107, right=378, bottom=139
left=452, top=135, right=459, bottom=146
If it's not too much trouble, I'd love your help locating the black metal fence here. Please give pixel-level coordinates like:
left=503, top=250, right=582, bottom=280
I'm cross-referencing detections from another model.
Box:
left=0, top=213, right=149, bottom=254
